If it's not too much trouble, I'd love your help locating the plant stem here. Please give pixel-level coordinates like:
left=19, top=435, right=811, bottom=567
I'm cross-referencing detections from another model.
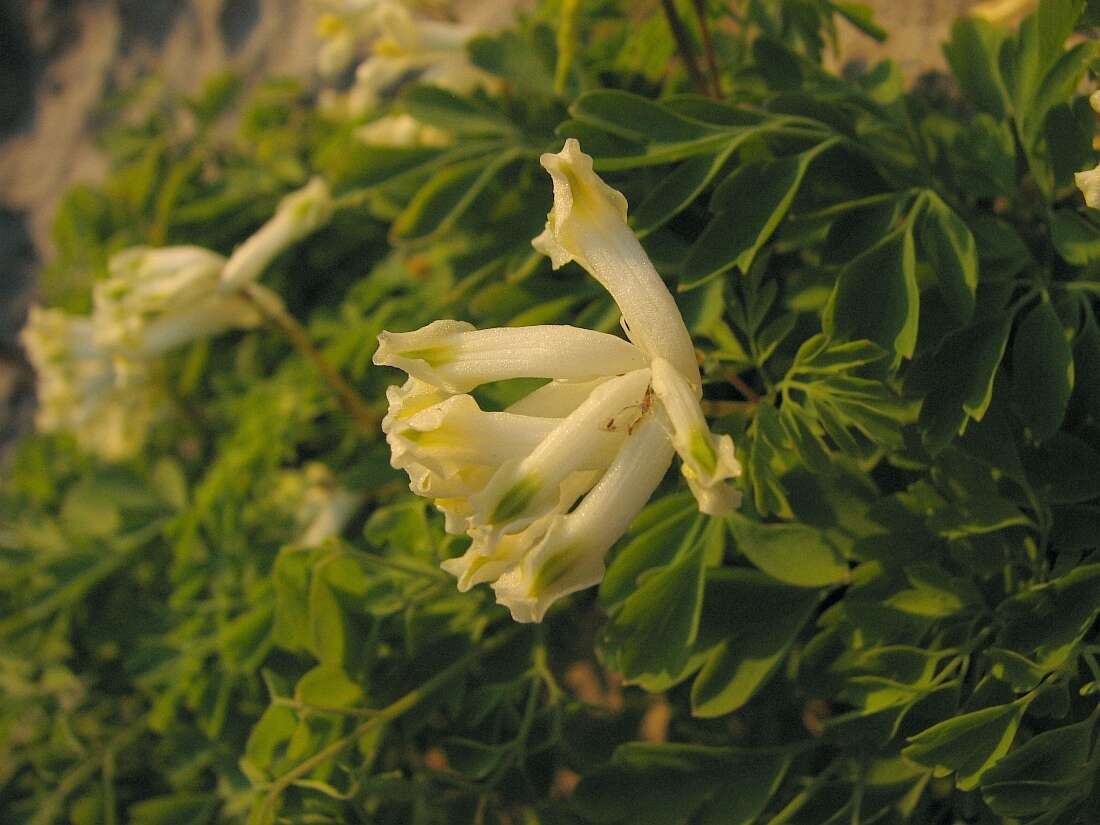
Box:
left=723, top=368, right=761, bottom=402
left=555, top=0, right=583, bottom=96
left=255, top=625, right=521, bottom=820
left=690, top=0, right=722, bottom=97
left=659, top=0, right=712, bottom=97
left=240, top=284, right=377, bottom=435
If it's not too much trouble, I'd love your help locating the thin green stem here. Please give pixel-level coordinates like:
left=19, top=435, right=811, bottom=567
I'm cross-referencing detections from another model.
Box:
left=240, top=284, right=377, bottom=435
left=555, top=0, right=583, bottom=96
left=660, top=0, right=712, bottom=97
left=690, top=0, right=722, bottom=97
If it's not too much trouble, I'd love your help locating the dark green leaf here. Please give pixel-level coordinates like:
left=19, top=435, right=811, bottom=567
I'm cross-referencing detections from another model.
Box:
left=1012, top=300, right=1074, bottom=443
left=824, top=230, right=919, bottom=359
left=917, top=193, right=978, bottom=322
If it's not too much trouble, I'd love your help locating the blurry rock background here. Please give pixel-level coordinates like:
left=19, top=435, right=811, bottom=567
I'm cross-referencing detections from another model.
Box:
left=0, top=0, right=1015, bottom=453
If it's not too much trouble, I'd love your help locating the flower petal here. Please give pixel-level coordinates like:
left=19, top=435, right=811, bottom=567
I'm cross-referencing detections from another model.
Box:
left=373, top=320, right=647, bottom=393
left=1076, top=162, right=1100, bottom=209
left=491, top=414, right=674, bottom=622
left=535, top=138, right=700, bottom=384
left=505, top=377, right=610, bottom=417
left=468, top=368, right=650, bottom=544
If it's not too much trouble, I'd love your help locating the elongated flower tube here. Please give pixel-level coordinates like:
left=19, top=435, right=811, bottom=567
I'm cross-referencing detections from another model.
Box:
left=374, top=138, right=741, bottom=622
left=468, top=369, right=651, bottom=543
left=221, top=178, right=334, bottom=290
left=491, top=416, right=675, bottom=623
left=651, top=357, right=742, bottom=515
left=534, top=138, right=700, bottom=385
left=373, top=320, right=648, bottom=393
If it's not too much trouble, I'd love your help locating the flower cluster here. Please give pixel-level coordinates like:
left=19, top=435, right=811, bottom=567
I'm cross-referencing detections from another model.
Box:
left=21, top=179, right=333, bottom=460
left=314, top=0, right=497, bottom=118
left=375, top=140, right=741, bottom=622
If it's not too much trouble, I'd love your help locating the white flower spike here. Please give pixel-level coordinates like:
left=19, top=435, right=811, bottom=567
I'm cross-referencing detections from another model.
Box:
left=375, top=139, right=741, bottom=622
left=221, top=177, right=334, bottom=290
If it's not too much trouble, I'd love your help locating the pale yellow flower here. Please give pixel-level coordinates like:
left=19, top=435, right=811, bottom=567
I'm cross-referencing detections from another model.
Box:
left=374, top=140, right=742, bottom=622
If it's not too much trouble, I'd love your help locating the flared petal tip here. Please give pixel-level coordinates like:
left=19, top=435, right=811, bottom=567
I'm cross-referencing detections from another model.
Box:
left=1076, top=164, right=1100, bottom=209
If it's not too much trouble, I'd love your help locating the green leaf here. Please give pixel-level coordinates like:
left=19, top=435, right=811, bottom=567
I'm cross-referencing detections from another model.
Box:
left=690, top=569, right=818, bottom=717
left=632, top=141, right=739, bottom=238
left=981, top=716, right=1097, bottom=817
left=220, top=604, right=274, bottom=673
left=943, top=18, right=1008, bottom=117
left=441, top=737, right=510, bottom=780
left=828, top=2, right=887, bottom=42
left=128, top=794, right=217, bottom=825
left=570, top=90, right=716, bottom=144
left=681, top=141, right=836, bottom=289
left=902, top=696, right=1033, bottom=790
left=602, top=517, right=708, bottom=687
left=823, top=229, right=919, bottom=359
left=1012, top=300, right=1074, bottom=443
left=998, top=563, right=1100, bottom=665
left=1026, top=41, right=1099, bottom=142
left=1037, top=0, right=1085, bottom=73
left=1051, top=208, right=1100, bottom=265
left=401, top=85, right=513, bottom=135
left=926, top=495, right=1031, bottom=539
left=917, top=193, right=978, bottom=322
left=391, top=149, right=520, bottom=243
left=727, top=515, right=848, bottom=587
left=912, top=315, right=1012, bottom=454
left=467, top=28, right=556, bottom=96
left=295, top=665, right=364, bottom=709
left=573, top=743, right=788, bottom=825
left=1023, top=432, right=1100, bottom=503
left=600, top=494, right=697, bottom=606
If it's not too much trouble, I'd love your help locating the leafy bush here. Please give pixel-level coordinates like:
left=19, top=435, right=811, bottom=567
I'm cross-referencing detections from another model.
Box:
left=3, top=1, right=1100, bottom=823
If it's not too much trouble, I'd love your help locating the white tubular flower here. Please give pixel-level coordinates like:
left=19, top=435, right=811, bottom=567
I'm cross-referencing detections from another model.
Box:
left=1074, top=92, right=1100, bottom=207
left=93, top=245, right=270, bottom=356
left=468, top=369, right=650, bottom=542
left=491, top=416, right=675, bottom=623
left=534, top=138, right=700, bottom=385
left=373, top=320, right=648, bottom=393
left=1076, top=164, right=1100, bottom=208
left=221, top=178, right=334, bottom=291
left=375, top=139, right=742, bottom=621
left=356, top=113, right=451, bottom=148
left=651, top=358, right=742, bottom=516
left=505, top=377, right=610, bottom=417
left=384, top=393, right=561, bottom=476
left=442, top=473, right=595, bottom=592
left=21, top=308, right=160, bottom=461
left=342, top=3, right=497, bottom=113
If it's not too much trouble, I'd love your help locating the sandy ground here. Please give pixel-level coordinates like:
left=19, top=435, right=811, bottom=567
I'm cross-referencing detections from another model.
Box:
left=0, top=0, right=1002, bottom=453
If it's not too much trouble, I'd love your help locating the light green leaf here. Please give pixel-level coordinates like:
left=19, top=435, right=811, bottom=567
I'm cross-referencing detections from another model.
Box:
left=727, top=515, right=848, bottom=587
left=903, top=696, right=1033, bottom=790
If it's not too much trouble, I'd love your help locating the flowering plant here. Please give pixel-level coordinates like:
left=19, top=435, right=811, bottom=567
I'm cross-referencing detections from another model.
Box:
left=5, top=1, right=1100, bottom=824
